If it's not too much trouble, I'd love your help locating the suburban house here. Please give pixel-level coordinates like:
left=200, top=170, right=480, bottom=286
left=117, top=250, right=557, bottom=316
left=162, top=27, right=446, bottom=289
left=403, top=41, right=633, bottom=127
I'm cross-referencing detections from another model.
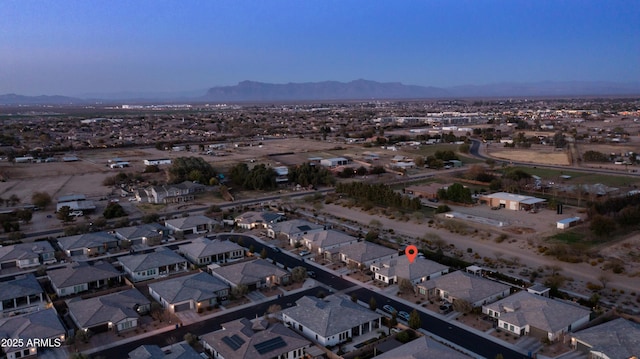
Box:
left=483, top=290, right=590, bottom=341
left=570, top=317, right=640, bottom=359
left=0, top=274, right=46, bottom=315
left=266, top=219, right=324, bottom=245
left=118, top=247, right=188, bottom=282
left=48, top=261, right=122, bottom=297
left=113, top=223, right=167, bottom=247
left=128, top=343, right=201, bottom=359
left=281, top=295, right=382, bottom=347
left=479, top=192, right=546, bottom=211
left=178, top=237, right=245, bottom=266
left=0, top=309, right=66, bottom=359
left=374, top=336, right=469, bottom=359
left=370, top=257, right=449, bottom=286
left=56, top=193, right=96, bottom=213
left=201, top=318, right=310, bottom=359
left=138, top=181, right=205, bottom=204
left=148, top=272, right=229, bottom=313
left=208, top=258, right=290, bottom=291
left=420, top=270, right=511, bottom=307
left=335, top=241, right=397, bottom=268
left=0, top=241, right=56, bottom=271
left=67, top=288, right=150, bottom=334
left=57, top=231, right=118, bottom=257
left=300, top=230, right=358, bottom=257
left=164, top=215, right=217, bottom=235
left=234, top=211, right=283, bottom=229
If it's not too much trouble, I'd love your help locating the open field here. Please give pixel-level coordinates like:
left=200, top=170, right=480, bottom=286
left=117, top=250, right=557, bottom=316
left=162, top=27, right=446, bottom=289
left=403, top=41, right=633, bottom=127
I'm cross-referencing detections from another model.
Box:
left=489, top=148, right=570, bottom=165
left=508, top=166, right=640, bottom=187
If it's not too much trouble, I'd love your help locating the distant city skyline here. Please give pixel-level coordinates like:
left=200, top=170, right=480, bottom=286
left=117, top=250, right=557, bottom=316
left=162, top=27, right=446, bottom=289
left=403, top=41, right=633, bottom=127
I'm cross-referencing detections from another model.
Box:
left=1, top=0, right=639, bottom=96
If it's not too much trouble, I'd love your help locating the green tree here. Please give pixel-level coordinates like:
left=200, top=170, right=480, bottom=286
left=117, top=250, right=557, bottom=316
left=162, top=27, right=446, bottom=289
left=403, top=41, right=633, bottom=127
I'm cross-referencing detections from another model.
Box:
left=231, top=284, right=249, bottom=299
left=260, top=247, right=268, bottom=259
left=590, top=215, right=616, bottom=236
left=387, top=313, right=398, bottom=334
left=369, top=297, right=377, bottom=311
left=56, top=205, right=72, bottom=223
left=31, top=191, right=52, bottom=209
left=408, top=309, right=421, bottom=330
left=291, top=266, right=308, bottom=282
left=399, top=278, right=414, bottom=293
left=103, top=203, right=127, bottom=219
left=16, top=209, right=33, bottom=223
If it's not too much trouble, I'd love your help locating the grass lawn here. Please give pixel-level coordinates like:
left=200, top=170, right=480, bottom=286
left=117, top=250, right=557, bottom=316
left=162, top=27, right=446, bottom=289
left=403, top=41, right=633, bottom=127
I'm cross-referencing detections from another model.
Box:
left=509, top=166, right=640, bottom=187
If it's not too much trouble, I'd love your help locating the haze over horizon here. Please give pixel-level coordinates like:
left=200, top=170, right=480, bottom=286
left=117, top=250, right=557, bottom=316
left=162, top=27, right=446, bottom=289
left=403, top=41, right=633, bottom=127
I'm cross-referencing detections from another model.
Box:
left=1, top=0, right=639, bottom=97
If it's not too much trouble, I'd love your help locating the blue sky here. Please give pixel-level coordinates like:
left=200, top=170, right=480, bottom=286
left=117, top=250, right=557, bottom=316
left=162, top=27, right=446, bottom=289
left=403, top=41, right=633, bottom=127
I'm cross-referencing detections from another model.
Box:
left=1, top=0, right=638, bottom=96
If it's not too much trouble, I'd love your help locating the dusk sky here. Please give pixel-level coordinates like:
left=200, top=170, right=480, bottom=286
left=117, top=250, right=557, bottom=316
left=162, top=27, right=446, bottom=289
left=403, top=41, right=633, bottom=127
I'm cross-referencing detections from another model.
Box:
left=1, top=0, right=639, bottom=96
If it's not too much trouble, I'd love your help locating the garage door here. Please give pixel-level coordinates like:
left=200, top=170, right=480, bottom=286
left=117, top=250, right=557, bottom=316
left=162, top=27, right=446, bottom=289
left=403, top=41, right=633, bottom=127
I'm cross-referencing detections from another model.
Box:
left=174, top=302, right=191, bottom=312
left=1, top=261, right=16, bottom=269
left=70, top=249, right=84, bottom=256
left=90, top=323, right=110, bottom=333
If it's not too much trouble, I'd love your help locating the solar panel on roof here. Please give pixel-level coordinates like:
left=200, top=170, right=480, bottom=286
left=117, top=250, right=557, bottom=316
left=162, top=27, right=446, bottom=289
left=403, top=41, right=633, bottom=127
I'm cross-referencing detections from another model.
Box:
left=222, top=334, right=245, bottom=350
left=254, top=336, right=287, bottom=354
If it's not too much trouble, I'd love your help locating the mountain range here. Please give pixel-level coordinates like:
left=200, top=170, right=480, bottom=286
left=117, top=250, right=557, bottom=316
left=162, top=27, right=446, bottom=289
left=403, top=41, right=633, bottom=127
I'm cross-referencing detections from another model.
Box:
left=1, top=80, right=639, bottom=105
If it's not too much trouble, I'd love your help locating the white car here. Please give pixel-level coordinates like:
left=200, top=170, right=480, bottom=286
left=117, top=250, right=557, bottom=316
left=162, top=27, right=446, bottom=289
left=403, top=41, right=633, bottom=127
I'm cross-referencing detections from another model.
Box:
left=70, top=211, right=83, bottom=217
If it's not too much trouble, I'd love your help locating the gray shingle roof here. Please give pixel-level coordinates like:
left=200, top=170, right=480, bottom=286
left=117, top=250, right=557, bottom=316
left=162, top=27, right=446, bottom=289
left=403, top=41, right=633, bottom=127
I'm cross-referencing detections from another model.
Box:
left=375, top=257, right=449, bottom=282
left=119, top=248, right=186, bottom=272
left=114, top=223, right=165, bottom=241
left=201, top=318, right=310, bottom=359
left=128, top=343, right=202, bottom=359
left=428, top=271, right=510, bottom=304
left=164, top=215, right=216, bottom=230
left=485, top=291, right=591, bottom=333
left=302, top=230, right=356, bottom=249
left=269, top=219, right=323, bottom=237
left=281, top=295, right=381, bottom=337
left=179, top=238, right=244, bottom=259
left=67, top=288, right=149, bottom=328
left=572, top=318, right=640, bottom=359
left=148, top=272, right=229, bottom=304
left=210, top=259, right=288, bottom=286
left=0, top=308, right=65, bottom=342
left=235, top=211, right=282, bottom=225
left=0, top=274, right=43, bottom=301
left=337, top=241, right=396, bottom=263
left=57, top=231, right=117, bottom=251
left=0, top=241, right=54, bottom=263
left=374, top=336, right=469, bottom=359
left=48, top=262, right=121, bottom=288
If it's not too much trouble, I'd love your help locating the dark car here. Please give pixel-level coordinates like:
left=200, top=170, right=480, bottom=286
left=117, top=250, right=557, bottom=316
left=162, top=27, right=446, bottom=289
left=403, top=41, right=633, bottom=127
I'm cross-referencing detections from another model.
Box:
left=307, top=271, right=316, bottom=278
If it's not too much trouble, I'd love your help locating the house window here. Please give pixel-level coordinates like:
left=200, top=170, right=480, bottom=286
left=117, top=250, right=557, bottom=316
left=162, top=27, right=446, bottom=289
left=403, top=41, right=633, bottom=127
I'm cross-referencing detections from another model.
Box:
left=503, top=323, right=508, bottom=329
left=74, top=285, right=84, bottom=293
left=509, top=325, right=514, bottom=332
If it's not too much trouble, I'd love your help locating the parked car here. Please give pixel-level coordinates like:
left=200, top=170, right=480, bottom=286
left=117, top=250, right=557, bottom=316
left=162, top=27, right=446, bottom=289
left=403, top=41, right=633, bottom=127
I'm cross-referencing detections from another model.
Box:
left=70, top=211, right=83, bottom=217
left=307, top=270, right=316, bottom=278
left=383, top=305, right=397, bottom=314
left=272, top=247, right=281, bottom=253
left=439, top=303, right=453, bottom=314
left=299, top=250, right=310, bottom=256
left=398, top=311, right=410, bottom=321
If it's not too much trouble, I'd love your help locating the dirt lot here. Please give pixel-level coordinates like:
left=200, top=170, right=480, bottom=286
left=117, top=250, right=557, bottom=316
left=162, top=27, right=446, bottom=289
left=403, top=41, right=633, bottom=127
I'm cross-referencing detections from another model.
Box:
left=489, top=147, right=570, bottom=165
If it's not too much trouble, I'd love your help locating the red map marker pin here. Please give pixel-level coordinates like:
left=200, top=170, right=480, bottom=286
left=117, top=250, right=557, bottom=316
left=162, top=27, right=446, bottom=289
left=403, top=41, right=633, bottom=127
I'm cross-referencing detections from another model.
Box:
left=405, top=245, right=418, bottom=263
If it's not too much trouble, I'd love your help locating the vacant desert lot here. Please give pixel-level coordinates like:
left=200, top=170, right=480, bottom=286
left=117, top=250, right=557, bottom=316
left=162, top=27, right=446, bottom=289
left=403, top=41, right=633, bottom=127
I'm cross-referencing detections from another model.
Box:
left=489, top=148, right=570, bottom=165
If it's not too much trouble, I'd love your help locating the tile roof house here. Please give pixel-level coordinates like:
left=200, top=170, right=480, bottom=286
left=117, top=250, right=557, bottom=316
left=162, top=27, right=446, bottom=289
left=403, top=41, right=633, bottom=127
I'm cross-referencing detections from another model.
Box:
left=335, top=241, right=397, bottom=268
left=209, top=258, right=290, bottom=291
left=118, top=247, right=188, bottom=282
left=165, top=215, right=217, bottom=235
left=57, top=231, right=118, bottom=257
left=48, top=261, right=122, bottom=297
left=0, top=241, right=56, bottom=271
left=148, top=272, right=229, bottom=313
left=300, top=230, right=358, bottom=258
left=373, top=336, right=469, bottom=359
left=234, top=211, right=283, bottom=229
left=0, top=308, right=66, bottom=359
left=128, top=343, right=202, bottom=359
left=483, top=290, right=591, bottom=341
left=370, top=257, right=449, bottom=286
left=281, top=295, right=382, bottom=347
left=113, top=223, right=167, bottom=247
left=67, top=288, right=150, bottom=334
left=266, top=219, right=325, bottom=246
left=0, top=274, right=46, bottom=315
left=178, top=237, right=245, bottom=266
left=201, top=318, right=311, bottom=359
left=420, top=270, right=511, bottom=307
left=571, top=317, right=640, bottom=359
